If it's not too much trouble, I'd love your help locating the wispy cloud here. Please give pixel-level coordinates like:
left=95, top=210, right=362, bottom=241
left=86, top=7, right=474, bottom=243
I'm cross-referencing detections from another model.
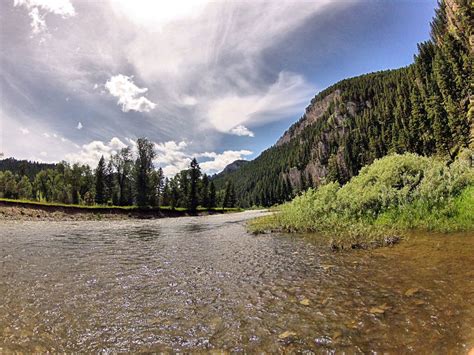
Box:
left=207, top=71, right=313, bottom=134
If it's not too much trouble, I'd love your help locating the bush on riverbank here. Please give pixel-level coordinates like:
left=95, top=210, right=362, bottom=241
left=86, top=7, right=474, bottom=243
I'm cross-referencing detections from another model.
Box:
left=249, top=150, right=474, bottom=245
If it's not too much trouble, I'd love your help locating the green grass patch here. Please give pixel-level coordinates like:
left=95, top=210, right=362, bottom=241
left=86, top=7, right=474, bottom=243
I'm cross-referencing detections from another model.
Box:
left=0, top=198, right=137, bottom=210
left=0, top=198, right=242, bottom=214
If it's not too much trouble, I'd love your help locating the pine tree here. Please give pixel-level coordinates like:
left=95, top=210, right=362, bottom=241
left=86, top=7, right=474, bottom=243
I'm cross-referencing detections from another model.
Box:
left=135, top=138, right=156, bottom=207
left=95, top=156, right=106, bottom=205
left=299, top=171, right=307, bottom=192
left=170, top=177, right=180, bottom=210
left=209, top=181, right=216, bottom=208
left=222, top=181, right=235, bottom=208
left=104, top=160, right=115, bottom=205
left=112, top=147, right=133, bottom=206
left=187, top=158, right=201, bottom=212
left=178, top=170, right=189, bottom=208
left=201, top=174, right=210, bottom=208
left=161, top=178, right=171, bottom=207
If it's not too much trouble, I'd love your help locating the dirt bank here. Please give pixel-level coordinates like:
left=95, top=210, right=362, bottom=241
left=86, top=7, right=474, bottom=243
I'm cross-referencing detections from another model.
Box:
left=0, top=200, right=230, bottom=221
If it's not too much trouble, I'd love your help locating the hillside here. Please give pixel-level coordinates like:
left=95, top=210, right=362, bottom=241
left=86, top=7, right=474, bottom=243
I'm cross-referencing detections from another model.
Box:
left=0, top=158, right=57, bottom=180
left=213, top=160, right=249, bottom=178
left=214, top=0, right=472, bottom=207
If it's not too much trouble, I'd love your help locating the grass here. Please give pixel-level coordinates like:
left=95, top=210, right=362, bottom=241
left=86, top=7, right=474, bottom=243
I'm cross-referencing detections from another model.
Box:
left=0, top=198, right=242, bottom=213
left=248, top=150, right=474, bottom=249
left=375, top=185, right=474, bottom=232
left=0, top=197, right=136, bottom=210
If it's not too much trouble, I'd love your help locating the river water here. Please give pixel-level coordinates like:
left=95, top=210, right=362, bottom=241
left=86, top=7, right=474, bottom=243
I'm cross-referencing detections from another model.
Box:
left=1, top=211, right=473, bottom=352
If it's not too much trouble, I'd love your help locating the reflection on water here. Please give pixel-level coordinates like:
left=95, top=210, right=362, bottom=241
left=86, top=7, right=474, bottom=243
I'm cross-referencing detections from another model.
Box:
left=1, top=211, right=473, bottom=352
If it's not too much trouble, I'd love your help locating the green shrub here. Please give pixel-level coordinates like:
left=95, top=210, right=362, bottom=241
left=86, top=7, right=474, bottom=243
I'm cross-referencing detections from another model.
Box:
left=252, top=150, right=474, bottom=241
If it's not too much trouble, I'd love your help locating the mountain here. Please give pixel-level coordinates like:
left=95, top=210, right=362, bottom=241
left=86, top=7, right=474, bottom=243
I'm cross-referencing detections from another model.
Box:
left=213, top=0, right=472, bottom=208
left=215, top=160, right=249, bottom=177
left=0, top=158, right=57, bottom=180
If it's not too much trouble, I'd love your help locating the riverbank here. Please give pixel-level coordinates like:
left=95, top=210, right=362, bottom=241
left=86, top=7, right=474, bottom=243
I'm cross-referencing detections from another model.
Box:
left=249, top=152, right=474, bottom=249
left=0, top=199, right=241, bottom=221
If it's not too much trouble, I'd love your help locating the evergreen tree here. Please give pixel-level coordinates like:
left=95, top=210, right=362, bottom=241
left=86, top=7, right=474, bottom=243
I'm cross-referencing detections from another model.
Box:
left=178, top=170, right=189, bottom=207
left=134, top=138, right=156, bottom=207
left=170, top=177, right=180, bottom=210
left=229, top=182, right=236, bottom=207
left=209, top=181, right=217, bottom=208
left=201, top=174, right=210, bottom=208
left=104, top=160, right=116, bottom=205
left=300, top=171, right=307, bottom=192
left=112, top=147, right=133, bottom=206
left=149, top=167, right=164, bottom=207
left=70, top=164, right=82, bottom=204
left=95, top=156, right=106, bottom=205
left=187, top=158, right=201, bottom=212
left=161, top=178, right=171, bottom=206
left=222, top=181, right=236, bottom=208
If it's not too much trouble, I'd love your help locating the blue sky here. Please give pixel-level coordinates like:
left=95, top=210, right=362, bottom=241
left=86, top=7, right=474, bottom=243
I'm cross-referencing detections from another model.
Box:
left=0, top=0, right=436, bottom=176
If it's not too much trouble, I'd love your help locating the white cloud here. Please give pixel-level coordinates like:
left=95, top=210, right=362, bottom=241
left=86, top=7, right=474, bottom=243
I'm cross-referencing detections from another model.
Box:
left=105, top=74, right=157, bottom=113
left=154, top=140, right=252, bottom=176
left=14, top=0, right=76, bottom=34
left=230, top=125, right=254, bottom=137
left=199, top=150, right=252, bottom=174
left=110, top=0, right=209, bottom=31
left=28, top=7, right=46, bottom=34
left=65, top=137, right=127, bottom=167
left=154, top=140, right=190, bottom=177
left=76, top=121, right=83, bottom=130
left=40, top=151, right=47, bottom=157
left=19, top=127, right=30, bottom=135
left=109, top=136, right=128, bottom=151
left=182, top=95, right=198, bottom=106
left=14, top=0, right=76, bottom=16
left=207, top=71, right=313, bottom=134
left=43, top=132, right=50, bottom=138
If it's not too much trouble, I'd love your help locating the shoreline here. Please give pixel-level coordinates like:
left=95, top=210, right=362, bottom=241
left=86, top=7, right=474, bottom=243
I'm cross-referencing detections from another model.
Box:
left=0, top=199, right=237, bottom=221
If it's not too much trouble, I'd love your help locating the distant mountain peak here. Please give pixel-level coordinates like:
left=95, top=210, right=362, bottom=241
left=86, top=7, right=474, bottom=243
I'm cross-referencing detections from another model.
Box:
left=221, top=160, right=249, bottom=175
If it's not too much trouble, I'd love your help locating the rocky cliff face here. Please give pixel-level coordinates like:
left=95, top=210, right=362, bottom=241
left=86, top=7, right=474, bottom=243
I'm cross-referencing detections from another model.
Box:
left=277, top=87, right=369, bottom=188
left=276, top=90, right=343, bottom=147
left=221, top=160, right=249, bottom=174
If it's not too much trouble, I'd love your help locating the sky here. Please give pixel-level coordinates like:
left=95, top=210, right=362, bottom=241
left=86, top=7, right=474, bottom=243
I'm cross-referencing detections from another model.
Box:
left=0, top=0, right=436, bottom=176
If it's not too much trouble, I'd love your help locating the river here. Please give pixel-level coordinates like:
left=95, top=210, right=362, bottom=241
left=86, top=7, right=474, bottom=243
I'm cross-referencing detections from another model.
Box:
left=1, top=210, right=473, bottom=352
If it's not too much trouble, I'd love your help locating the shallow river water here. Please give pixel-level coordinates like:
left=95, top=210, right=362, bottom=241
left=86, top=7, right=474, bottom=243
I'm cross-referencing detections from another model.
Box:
left=1, top=211, right=473, bottom=353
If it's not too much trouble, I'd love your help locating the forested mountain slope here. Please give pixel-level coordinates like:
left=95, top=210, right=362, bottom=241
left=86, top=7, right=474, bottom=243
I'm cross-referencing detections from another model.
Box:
left=214, top=0, right=472, bottom=207
left=0, top=158, right=57, bottom=180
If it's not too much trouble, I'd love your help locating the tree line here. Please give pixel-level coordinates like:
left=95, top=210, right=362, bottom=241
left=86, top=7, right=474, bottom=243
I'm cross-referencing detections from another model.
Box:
left=0, top=138, right=238, bottom=211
